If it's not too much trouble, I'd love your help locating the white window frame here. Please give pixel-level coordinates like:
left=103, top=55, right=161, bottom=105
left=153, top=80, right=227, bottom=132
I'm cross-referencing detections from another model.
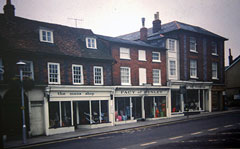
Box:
left=190, top=37, right=197, bottom=53
left=120, top=47, right=130, bottom=60
left=153, top=69, right=161, bottom=85
left=120, top=67, right=131, bottom=85
left=211, top=42, right=218, bottom=56
left=0, top=58, right=4, bottom=81
left=139, top=68, right=147, bottom=85
left=39, top=29, right=54, bottom=43
left=169, top=60, right=176, bottom=77
left=190, top=59, right=197, bottom=78
left=48, top=62, right=61, bottom=84
left=167, top=39, right=177, bottom=52
left=94, top=66, right=103, bottom=85
left=72, top=64, right=84, bottom=85
left=86, top=37, right=97, bottom=49
left=21, top=60, right=34, bottom=80
left=138, top=50, right=146, bottom=61
left=152, top=52, right=161, bottom=62
left=212, top=62, right=218, bottom=79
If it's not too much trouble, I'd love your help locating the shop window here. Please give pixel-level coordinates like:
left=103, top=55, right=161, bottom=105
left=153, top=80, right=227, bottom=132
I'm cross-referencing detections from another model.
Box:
left=171, top=90, right=181, bottom=112
left=49, top=101, right=72, bottom=128
left=138, top=50, right=146, bottom=61
left=91, top=101, right=100, bottom=124
left=101, top=100, right=109, bottom=123
left=78, top=101, right=90, bottom=125
left=49, top=102, right=60, bottom=128
left=185, top=90, right=200, bottom=111
left=115, top=97, right=131, bottom=121
left=120, top=47, right=130, bottom=59
left=132, top=97, right=142, bottom=120
left=155, top=96, right=166, bottom=117
left=144, top=97, right=154, bottom=118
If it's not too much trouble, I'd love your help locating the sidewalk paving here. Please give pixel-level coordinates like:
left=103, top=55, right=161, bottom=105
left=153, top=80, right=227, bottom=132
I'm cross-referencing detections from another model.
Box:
left=4, top=108, right=240, bottom=149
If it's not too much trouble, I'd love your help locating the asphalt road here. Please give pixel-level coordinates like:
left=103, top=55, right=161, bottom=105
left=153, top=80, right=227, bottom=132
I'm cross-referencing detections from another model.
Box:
left=30, top=111, right=240, bottom=149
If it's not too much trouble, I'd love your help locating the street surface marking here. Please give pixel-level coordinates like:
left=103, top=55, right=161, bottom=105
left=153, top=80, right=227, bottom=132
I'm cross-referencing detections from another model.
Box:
left=169, top=136, right=183, bottom=140
left=140, top=141, right=157, bottom=146
left=208, top=128, right=218, bottom=132
left=224, top=124, right=233, bottom=128
left=191, top=131, right=202, bottom=135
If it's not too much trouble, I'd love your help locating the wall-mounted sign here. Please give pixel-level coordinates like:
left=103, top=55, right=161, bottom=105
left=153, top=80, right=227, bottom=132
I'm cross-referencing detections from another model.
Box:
left=115, top=88, right=168, bottom=96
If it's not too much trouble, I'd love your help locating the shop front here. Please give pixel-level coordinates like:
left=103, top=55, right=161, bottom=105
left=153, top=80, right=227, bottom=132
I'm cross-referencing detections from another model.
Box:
left=45, top=85, right=114, bottom=136
left=114, top=86, right=170, bottom=125
left=169, top=81, right=212, bottom=117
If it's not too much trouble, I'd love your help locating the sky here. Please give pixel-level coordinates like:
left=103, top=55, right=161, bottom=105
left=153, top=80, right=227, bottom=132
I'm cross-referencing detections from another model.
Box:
left=0, top=0, right=239, bottom=66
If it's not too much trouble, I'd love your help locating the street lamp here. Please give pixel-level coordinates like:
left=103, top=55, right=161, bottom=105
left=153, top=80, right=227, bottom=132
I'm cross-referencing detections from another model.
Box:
left=16, top=61, right=27, bottom=144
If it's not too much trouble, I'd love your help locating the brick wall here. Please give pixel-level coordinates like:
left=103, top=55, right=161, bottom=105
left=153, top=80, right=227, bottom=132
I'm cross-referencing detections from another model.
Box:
left=111, top=44, right=167, bottom=86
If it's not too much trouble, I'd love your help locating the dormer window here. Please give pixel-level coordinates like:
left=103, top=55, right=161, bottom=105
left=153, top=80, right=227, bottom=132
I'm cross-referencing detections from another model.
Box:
left=86, top=37, right=97, bottom=49
left=39, top=29, right=54, bottom=43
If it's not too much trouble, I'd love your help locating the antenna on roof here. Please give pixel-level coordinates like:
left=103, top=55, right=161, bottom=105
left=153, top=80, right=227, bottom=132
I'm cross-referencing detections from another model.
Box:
left=68, top=18, right=84, bottom=28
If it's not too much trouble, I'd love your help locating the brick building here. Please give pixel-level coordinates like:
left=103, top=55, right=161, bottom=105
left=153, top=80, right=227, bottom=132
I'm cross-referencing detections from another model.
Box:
left=98, top=33, right=170, bottom=123
left=119, top=12, right=227, bottom=115
left=0, top=1, right=115, bottom=137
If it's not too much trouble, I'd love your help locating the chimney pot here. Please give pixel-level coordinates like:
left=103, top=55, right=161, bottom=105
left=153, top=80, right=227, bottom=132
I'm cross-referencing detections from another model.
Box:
left=3, top=0, right=15, bottom=18
left=152, top=12, right=161, bottom=33
left=140, top=17, right=147, bottom=41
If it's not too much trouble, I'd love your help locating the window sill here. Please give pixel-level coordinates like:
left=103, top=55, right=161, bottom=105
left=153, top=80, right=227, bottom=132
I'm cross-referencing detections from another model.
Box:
left=153, top=84, right=162, bottom=86
left=212, top=77, right=219, bottom=80
left=138, top=59, right=147, bottom=62
left=120, top=58, right=131, bottom=60
left=190, top=50, right=198, bottom=53
left=121, top=84, right=132, bottom=86
left=211, top=53, right=218, bottom=56
left=152, top=60, right=161, bottom=63
left=73, top=83, right=84, bottom=85
left=48, top=83, right=61, bottom=85
left=190, top=76, right=198, bottom=79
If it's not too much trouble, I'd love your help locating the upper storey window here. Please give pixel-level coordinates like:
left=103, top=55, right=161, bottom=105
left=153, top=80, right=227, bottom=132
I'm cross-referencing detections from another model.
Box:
left=190, top=37, right=197, bottom=52
left=190, top=59, right=197, bottom=78
left=212, top=62, right=218, bottom=80
left=152, top=52, right=161, bottom=62
left=86, top=37, right=97, bottom=49
left=48, top=62, right=60, bottom=84
left=211, top=42, right=218, bottom=55
left=138, top=50, right=146, bottom=61
left=39, top=29, right=54, bottom=43
left=168, top=39, right=176, bottom=51
left=21, top=60, right=34, bottom=80
left=120, top=47, right=130, bottom=60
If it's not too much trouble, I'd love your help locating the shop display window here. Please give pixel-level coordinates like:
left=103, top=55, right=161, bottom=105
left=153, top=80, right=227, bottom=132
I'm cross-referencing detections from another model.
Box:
left=155, top=96, right=166, bottom=117
left=185, top=90, right=200, bottom=111
left=171, top=90, right=182, bottom=112
left=78, top=101, right=90, bottom=125
left=132, top=97, right=142, bottom=120
left=101, top=100, right=109, bottom=123
left=144, top=97, right=154, bottom=118
left=91, top=101, right=100, bottom=124
left=49, top=101, right=72, bottom=128
left=115, top=97, right=131, bottom=121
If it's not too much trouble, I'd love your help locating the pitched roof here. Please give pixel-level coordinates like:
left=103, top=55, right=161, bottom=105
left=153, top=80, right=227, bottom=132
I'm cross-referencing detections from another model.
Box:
left=225, top=55, right=240, bottom=71
left=97, top=34, right=165, bottom=50
left=0, top=14, right=113, bottom=61
left=118, top=21, right=228, bottom=41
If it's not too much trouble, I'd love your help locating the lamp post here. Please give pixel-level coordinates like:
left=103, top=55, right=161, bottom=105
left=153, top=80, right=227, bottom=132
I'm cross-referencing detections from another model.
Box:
left=16, top=61, right=27, bottom=144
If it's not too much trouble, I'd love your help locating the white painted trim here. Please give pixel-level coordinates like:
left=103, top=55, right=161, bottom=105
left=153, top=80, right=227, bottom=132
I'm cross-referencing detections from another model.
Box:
left=86, top=37, right=97, bottom=49
left=48, top=62, right=61, bottom=85
left=72, top=64, right=84, bottom=85
left=39, top=29, right=54, bottom=43
left=93, top=66, right=104, bottom=85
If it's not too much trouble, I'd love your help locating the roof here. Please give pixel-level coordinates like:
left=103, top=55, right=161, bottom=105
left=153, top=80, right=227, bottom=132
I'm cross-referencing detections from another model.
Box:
left=225, top=55, right=240, bottom=71
left=97, top=34, right=165, bottom=50
left=118, top=21, right=228, bottom=41
left=0, top=14, right=113, bottom=61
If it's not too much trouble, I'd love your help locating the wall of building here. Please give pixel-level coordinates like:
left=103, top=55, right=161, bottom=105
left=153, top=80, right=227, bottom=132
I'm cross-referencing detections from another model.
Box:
left=111, top=44, right=166, bottom=86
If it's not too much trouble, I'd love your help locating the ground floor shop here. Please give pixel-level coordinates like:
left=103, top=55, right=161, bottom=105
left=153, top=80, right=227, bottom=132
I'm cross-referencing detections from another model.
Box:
left=114, top=86, right=170, bottom=124
left=169, top=81, right=212, bottom=116
left=211, top=84, right=225, bottom=111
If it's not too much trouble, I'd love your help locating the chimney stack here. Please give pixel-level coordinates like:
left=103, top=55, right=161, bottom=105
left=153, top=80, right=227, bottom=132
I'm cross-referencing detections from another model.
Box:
left=152, top=12, right=161, bottom=33
left=3, top=0, right=15, bottom=18
left=229, top=48, right=233, bottom=65
left=140, top=17, right=148, bottom=41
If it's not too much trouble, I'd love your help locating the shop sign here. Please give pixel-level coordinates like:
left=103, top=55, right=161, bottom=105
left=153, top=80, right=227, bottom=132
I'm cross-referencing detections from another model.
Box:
left=117, top=89, right=167, bottom=96
left=51, top=91, right=96, bottom=97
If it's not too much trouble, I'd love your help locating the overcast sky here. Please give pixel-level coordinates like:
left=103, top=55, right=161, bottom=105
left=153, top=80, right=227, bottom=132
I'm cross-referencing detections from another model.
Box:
left=1, top=0, right=239, bottom=66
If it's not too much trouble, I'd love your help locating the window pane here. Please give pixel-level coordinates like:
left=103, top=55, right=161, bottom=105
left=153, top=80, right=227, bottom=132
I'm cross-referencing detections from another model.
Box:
left=120, top=48, right=130, bottom=59
left=61, top=101, right=71, bottom=127
left=101, top=100, right=109, bottom=123
left=170, top=61, right=176, bottom=76
left=49, top=63, right=59, bottom=83
left=49, top=102, right=60, bottom=128
left=42, top=31, right=46, bottom=41
left=153, top=69, right=160, bottom=84
left=155, top=96, right=166, bottom=117
left=121, top=67, right=130, bottom=84
left=115, top=97, right=130, bottom=121
left=190, top=37, right=196, bottom=51
left=94, top=67, right=103, bottom=85
left=152, top=52, right=160, bottom=61
left=169, top=39, right=175, bottom=51
left=78, top=101, right=90, bottom=125
left=73, top=65, right=82, bottom=84
left=91, top=101, right=100, bottom=124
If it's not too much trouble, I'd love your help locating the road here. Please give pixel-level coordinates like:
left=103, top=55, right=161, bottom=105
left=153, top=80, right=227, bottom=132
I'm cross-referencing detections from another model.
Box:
left=27, top=111, right=240, bottom=149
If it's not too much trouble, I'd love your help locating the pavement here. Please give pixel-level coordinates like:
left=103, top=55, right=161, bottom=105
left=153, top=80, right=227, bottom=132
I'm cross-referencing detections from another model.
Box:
left=3, top=108, right=240, bottom=149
